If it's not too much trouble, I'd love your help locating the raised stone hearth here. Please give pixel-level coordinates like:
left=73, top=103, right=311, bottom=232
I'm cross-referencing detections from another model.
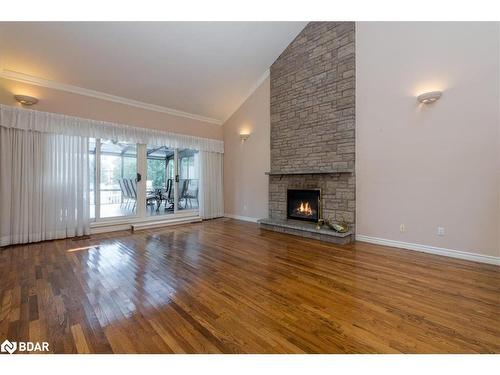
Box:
left=260, top=21, right=356, bottom=244
left=258, top=218, right=353, bottom=245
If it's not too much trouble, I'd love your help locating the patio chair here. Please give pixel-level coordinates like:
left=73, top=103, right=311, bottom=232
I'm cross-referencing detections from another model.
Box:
left=123, top=179, right=136, bottom=210
left=183, top=179, right=199, bottom=209
left=118, top=179, right=128, bottom=207
left=179, top=179, right=189, bottom=209
left=146, top=189, right=157, bottom=210
left=164, top=178, right=174, bottom=211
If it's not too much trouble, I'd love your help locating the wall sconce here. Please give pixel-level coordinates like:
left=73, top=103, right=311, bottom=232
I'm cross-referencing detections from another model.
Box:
left=240, top=133, right=251, bottom=142
left=14, top=95, right=38, bottom=106
left=417, top=91, right=442, bottom=104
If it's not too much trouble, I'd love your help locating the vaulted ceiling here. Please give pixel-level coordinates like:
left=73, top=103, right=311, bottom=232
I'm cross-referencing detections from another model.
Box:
left=0, top=22, right=306, bottom=124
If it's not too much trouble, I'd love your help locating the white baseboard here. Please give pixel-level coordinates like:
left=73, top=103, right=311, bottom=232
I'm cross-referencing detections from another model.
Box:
left=224, top=213, right=259, bottom=223
left=90, top=215, right=201, bottom=234
left=90, top=223, right=131, bottom=234
left=132, top=217, right=201, bottom=231
left=356, top=235, right=500, bottom=266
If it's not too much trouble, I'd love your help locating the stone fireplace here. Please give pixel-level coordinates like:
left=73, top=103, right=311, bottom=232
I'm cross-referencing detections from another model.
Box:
left=258, top=21, right=355, bottom=245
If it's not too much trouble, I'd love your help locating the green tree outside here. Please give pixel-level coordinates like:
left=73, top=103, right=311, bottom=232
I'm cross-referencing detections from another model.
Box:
left=147, top=159, right=167, bottom=188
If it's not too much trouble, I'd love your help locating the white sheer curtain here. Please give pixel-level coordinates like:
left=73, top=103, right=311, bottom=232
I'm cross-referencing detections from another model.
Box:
left=199, top=151, right=224, bottom=220
left=0, top=104, right=223, bottom=153
left=0, top=127, right=89, bottom=246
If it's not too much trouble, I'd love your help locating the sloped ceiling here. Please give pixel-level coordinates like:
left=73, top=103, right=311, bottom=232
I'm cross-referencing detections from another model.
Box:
left=0, top=22, right=306, bottom=124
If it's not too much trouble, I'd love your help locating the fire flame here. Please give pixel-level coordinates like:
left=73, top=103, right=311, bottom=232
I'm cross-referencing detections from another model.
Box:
left=296, top=201, right=313, bottom=216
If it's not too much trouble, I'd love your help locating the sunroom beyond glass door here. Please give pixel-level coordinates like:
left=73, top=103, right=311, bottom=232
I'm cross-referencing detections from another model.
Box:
left=146, top=145, right=175, bottom=217
left=99, top=140, right=137, bottom=218
left=178, top=149, right=199, bottom=211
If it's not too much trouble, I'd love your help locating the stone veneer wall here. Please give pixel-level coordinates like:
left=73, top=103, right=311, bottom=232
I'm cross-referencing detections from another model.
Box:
left=269, top=21, right=356, bottom=226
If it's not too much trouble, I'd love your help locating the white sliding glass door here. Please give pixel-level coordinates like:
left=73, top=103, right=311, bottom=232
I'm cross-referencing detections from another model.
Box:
left=89, top=139, right=97, bottom=219
left=90, top=138, right=138, bottom=220
left=99, top=140, right=138, bottom=218
left=89, top=141, right=200, bottom=224
left=177, top=149, right=199, bottom=211
left=146, top=145, right=175, bottom=217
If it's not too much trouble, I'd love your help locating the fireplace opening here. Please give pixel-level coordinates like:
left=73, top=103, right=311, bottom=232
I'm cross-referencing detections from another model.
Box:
left=287, top=189, right=320, bottom=222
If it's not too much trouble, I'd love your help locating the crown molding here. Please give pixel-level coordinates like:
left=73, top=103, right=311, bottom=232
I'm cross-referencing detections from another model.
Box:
left=0, top=69, right=223, bottom=125
left=222, top=69, right=270, bottom=124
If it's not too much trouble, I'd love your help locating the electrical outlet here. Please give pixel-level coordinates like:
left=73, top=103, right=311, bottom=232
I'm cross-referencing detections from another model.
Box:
left=437, top=227, right=445, bottom=236
left=400, top=224, right=405, bottom=233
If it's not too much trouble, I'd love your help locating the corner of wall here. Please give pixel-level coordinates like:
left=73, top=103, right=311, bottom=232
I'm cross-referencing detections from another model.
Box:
left=222, top=74, right=271, bottom=221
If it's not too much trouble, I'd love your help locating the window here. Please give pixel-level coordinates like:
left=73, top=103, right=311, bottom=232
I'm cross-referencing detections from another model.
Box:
left=167, top=159, right=174, bottom=180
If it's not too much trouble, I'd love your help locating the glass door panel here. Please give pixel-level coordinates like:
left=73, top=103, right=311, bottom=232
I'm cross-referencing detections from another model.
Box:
left=99, top=140, right=137, bottom=218
left=177, top=149, right=199, bottom=211
left=146, top=145, right=175, bottom=217
left=89, top=138, right=96, bottom=220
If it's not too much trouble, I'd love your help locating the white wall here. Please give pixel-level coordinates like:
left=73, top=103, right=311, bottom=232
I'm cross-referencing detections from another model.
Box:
left=498, top=24, right=500, bottom=258
left=356, top=22, right=500, bottom=258
left=223, top=75, right=270, bottom=221
left=0, top=78, right=223, bottom=140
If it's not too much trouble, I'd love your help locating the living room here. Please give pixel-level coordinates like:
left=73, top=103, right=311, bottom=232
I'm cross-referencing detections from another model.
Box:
left=0, top=1, right=499, bottom=373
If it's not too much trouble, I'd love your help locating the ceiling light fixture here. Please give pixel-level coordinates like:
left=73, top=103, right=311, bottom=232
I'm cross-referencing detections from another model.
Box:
left=417, top=91, right=442, bottom=104
left=14, top=95, right=38, bottom=106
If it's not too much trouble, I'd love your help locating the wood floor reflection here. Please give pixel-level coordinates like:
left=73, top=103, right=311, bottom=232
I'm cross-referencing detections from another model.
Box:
left=1, top=218, right=499, bottom=353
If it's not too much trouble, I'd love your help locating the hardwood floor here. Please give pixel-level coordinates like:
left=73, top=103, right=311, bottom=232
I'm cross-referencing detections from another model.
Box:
left=1, top=218, right=499, bottom=353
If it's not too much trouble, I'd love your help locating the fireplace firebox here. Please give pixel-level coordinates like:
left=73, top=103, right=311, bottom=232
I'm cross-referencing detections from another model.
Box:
left=287, top=189, right=321, bottom=222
